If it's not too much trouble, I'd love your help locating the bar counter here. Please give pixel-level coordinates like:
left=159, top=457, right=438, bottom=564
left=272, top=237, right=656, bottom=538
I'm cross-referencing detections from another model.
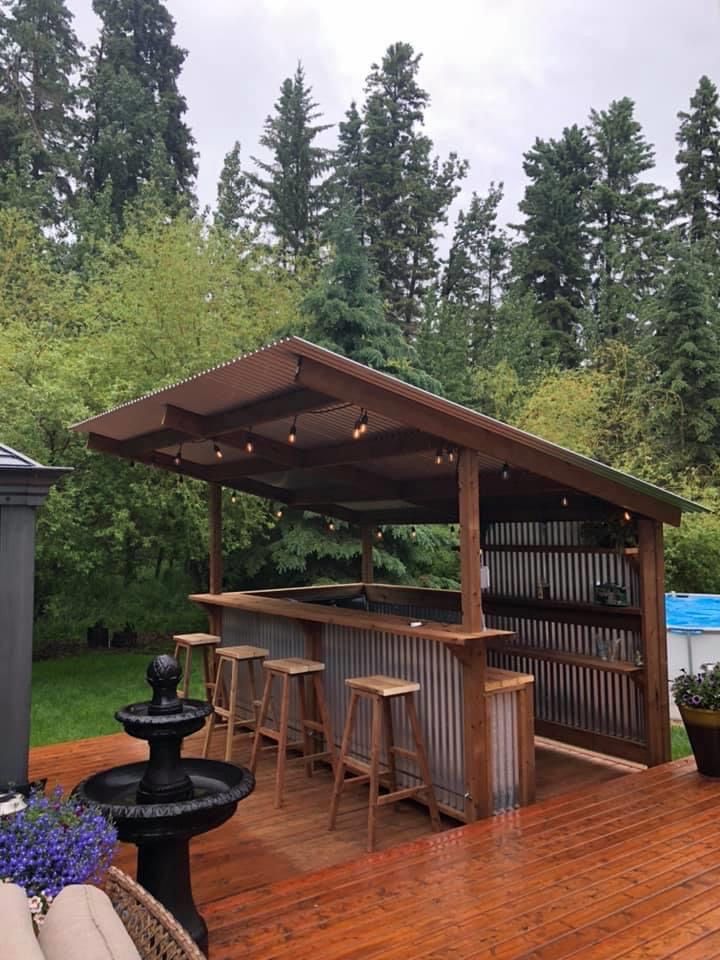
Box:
left=190, top=583, right=535, bottom=821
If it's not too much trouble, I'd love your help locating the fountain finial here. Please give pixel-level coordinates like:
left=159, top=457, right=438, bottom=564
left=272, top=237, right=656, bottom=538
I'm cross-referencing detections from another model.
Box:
left=146, top=654, right=182, bottom=715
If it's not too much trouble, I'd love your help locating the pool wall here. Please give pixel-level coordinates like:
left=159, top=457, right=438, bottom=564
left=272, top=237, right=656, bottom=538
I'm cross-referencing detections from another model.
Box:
left=667, top=593, right=720, bottom=720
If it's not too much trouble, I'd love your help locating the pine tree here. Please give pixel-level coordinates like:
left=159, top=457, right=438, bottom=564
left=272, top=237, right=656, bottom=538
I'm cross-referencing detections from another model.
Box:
left=0, top=0, right=81, bottom=223
left=215, top=140, right=257, bottom=235
left=332, top=100, right=364, bottom=230
left=82, top=0, right=197, bottom=222
left=252, top=63, right=331, bottom=267
left=588, top=97, right=663, bottom=344
left=650, top=244, right=720, bottom=469
left=675, top=75, right=720, bottom=251
left=441, top=182, right=509, bottom=357
left=359, top=42, right=467, bottom=335
left=514, top=125, right=595, bottom=367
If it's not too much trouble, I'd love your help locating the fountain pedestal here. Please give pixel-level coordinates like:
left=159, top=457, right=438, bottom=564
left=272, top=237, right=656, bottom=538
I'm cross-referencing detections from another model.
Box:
left=74, top=655, right=254, bottom=955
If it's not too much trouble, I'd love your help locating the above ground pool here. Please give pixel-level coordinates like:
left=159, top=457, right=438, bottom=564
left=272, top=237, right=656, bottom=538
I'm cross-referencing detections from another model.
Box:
left=666, top=593, right=720, bottom=718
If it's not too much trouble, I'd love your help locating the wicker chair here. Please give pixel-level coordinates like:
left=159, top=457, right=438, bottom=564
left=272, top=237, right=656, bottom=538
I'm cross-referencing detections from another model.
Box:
left=104, top=867, right=205, bottom=960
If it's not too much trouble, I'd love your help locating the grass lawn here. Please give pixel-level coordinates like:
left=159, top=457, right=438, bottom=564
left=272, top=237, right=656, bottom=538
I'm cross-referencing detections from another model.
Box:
left=671, top=722, right=692, bottom=760
left=31, top=650, right=205, bottom=747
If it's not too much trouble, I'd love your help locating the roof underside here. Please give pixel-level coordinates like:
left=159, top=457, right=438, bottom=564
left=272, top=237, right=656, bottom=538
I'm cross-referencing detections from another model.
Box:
left=72, top=338, right=705, bottom=527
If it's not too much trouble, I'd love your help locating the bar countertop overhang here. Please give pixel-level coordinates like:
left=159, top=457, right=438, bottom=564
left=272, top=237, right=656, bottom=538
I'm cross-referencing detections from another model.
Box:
left=189, top=586, right=514, bottom=647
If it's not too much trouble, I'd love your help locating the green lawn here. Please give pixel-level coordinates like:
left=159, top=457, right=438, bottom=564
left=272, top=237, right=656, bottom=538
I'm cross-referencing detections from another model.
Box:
left=30, top=650, right=205, bottom=747
left=671, top=722, right=692, bottom=760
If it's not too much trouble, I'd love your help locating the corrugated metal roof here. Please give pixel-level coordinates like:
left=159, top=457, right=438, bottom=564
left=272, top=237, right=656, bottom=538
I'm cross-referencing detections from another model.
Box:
left=0, top=444, right=41, bottom=469
left=72, top=337, right=706, bottom=523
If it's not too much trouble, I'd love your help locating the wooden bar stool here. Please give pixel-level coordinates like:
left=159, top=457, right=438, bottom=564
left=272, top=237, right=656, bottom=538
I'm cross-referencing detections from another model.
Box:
left=172, top=633, right=220, bottom=701
left=250, top=658, right=335, bottom=809
left=202, top=645, right=269, bottom=762
left=329, top=675, right=441, bottom=852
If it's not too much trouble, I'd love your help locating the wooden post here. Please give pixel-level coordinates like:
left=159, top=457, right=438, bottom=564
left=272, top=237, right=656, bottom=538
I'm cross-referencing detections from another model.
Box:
left=638, top=515, right=671, bottom=765
left=456, top=448, right=492, bottom=820
left=361, top=525, right=374, bottom=583
left=208, top=483, right=223, bottom=635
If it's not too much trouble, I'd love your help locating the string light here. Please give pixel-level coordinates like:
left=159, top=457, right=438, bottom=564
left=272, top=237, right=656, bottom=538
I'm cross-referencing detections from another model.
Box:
left=288, top=417, right=298, bottom=444
left=560, top=495, right=569, bottom=508
left=360, top=410, right=369, bottom=434
left=352, top=416, right=362, bottom=440
left=173, top=445, right=182, bottom=467
left=275, top=506, right=284, bottom=519
left=327, top=518, right=336, bottom=532
left=623, top=510, right=632, bottom=523
left=435, top=448, right=444, bottom=466
left=213, top=442, right=223, bottom=461
left=375, top=527, right=383, bottom=541
left=177, top=474, right=184, bottom=485
left=230, top=492, right=237, bottom=504
left=448, top=448, right=456, bottom=464
left=410, top=526, right=417, bottom=540
left=245, top=432, right=255, bottom=454
left=501, top=463, right=510, bottom=481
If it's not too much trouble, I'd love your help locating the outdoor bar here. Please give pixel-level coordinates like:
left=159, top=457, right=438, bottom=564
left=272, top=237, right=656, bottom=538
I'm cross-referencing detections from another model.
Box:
left=73, top=337, right=703, bottom=823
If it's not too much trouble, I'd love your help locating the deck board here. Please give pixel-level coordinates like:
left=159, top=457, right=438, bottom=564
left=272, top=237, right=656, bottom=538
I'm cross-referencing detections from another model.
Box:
left=28, top=730, right=704, bottom=960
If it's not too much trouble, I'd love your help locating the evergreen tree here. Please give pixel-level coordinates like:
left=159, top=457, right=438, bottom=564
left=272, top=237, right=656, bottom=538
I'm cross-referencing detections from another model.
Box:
left=82, top=0, right=197, bottom=223
left=588, top=97, right=663, bottom=344
left=0, top=0, right=81, bottom=223
left=215, top=140, right=257, bottom=235
left=514, top=125, right=595, bottom=367
left=650, top=244, right=720, bottom=470
left=252, top=63, right=331, bottom=266
left=441, top=182, right=509, bottom=358
left=332, top=100, right=364, bottom=230
left=359, top=42, right=467, bottom=335
left=675, top=75, right=720, bottom=251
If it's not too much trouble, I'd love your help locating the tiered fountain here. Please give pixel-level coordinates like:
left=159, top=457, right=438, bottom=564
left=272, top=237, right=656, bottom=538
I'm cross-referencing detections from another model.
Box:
left=74, top=654, right=254, bottom=954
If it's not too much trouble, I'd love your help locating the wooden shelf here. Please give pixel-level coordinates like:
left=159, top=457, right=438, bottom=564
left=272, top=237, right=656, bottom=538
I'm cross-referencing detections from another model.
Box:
left=487, top=640, right=642, bottom=674
left=483, top=594, right=642, bottom=631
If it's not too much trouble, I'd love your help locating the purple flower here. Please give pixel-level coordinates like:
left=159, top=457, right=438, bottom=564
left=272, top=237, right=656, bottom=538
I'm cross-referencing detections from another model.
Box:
left=691, top=695, right=702, bottom=705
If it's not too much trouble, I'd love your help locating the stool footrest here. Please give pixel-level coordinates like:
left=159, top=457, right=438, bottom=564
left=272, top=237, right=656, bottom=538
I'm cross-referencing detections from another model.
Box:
left=376, top=785, right=428, bottom=807
left=302, top=719, right=325, bottom=733
left=390, top=745, right=419, bottom=762
left=343, top=774, right=370, bottom=787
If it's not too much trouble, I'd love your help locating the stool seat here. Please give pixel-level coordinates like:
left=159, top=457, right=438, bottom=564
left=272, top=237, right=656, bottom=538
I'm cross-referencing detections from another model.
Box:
left=346, top=675, right=420, bottom=697
left=264, top=657, right=325, bottom=675
left=218, top=645, right=269, bottom=661
left=172, top=633, right=220, bottom=647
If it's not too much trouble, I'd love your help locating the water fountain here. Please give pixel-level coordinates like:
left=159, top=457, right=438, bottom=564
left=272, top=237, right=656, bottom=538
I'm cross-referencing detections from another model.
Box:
left=74, top=654, right=254, bottom=954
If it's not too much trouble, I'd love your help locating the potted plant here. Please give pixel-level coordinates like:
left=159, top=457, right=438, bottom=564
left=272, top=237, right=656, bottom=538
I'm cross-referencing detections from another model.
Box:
left=0, top=787, right=116, bottom=929
left=672, top=663, right=720, bottom=777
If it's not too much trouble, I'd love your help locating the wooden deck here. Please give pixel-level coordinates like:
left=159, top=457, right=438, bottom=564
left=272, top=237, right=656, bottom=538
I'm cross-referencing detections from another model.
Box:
left=30, top=732, right=717, bottom=960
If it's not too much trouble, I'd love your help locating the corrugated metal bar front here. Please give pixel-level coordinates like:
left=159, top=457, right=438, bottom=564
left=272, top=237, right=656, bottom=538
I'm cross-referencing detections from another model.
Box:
left=490, top=691, right=519, bottom=813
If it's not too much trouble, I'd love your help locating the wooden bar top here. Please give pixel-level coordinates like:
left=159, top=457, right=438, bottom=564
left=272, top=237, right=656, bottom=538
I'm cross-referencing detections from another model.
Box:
left=189, top=590, right=513, bottom=648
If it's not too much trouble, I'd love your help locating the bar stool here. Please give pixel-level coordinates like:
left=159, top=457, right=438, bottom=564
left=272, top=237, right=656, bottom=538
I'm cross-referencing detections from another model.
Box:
left=202, top=645, right=269, bottom=762
left=250, top=658, right=335, bottom=809
left=329, top=675, right=441, bottom=852
left=172, top=633, right=220, bottom=701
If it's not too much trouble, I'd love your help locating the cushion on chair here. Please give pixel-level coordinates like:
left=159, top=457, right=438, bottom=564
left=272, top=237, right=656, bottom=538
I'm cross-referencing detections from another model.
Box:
left=39, top=884, right=141, bottom=960
left=0, top=882, right=45, bottom=960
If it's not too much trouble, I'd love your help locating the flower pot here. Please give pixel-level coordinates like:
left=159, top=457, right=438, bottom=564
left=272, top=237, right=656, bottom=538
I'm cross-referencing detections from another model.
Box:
left=679, top=704, right=720, bottom=777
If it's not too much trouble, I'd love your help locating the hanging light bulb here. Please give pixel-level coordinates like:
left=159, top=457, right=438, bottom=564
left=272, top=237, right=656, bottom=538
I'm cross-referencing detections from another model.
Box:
left=435, top=448, right=444, bottom=466
left=230, top=492, right=237, bottom=504
left=173, top=445, right=182, bottom=467
left=352, top=416, right=362, bottom=440
left=213, top=442, right=223, bottom=461
left=623, top=510, right=632, bottom=523
left=275, top=506, right=284, bottom=519
left=448, top=448, right=456, bottom=464
left=327, top=518, right=336, bottom=532
left=245, top=432, right=255, bottom=454
left=501, top=462, right=510, bottom=481
left=288, top=417, right=298, bottom=444
left=410, top=526, right=417, bottom=540
left=360, top=409, right=369, bottom=434
left=177, top=474, right=184, bottom=485
left=561, top=495, right=569, bottom=508
left=375, top=527, right=383, bottom=541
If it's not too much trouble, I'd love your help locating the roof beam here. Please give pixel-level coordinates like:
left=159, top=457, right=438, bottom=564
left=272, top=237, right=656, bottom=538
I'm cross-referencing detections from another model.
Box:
left=295, top=355, right=682, bottom=526
left=162, top=389, right=334, bottom=438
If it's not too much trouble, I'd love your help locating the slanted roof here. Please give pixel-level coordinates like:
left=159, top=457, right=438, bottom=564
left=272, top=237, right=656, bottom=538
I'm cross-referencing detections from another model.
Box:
left=72, top=337, right=705, bottom=527
left=0, top=443, right=71, bottom=500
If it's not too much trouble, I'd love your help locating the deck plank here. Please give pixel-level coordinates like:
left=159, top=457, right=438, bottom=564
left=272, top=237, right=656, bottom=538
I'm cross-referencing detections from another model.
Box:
left=29, top=731, right=718, bottom=960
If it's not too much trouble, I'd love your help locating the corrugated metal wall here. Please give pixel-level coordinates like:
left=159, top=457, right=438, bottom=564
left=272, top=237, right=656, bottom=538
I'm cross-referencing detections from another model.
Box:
left=221, top=608, right=522, bottom=816
left=484, top=521, right=645, bottom=747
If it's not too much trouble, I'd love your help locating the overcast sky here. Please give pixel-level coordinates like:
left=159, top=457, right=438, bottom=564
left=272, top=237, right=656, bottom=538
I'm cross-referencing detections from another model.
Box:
left=66, top=0, right=720, bottom=233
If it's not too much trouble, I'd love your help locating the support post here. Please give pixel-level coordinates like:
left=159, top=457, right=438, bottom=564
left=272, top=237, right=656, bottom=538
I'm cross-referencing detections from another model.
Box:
left=208, top=483, right=223, bottom=636
left=638, top=515, right=671, bottom=765
left=361, top=525, right=374, bottom=583
left=456, top=448, right=492, bottom=820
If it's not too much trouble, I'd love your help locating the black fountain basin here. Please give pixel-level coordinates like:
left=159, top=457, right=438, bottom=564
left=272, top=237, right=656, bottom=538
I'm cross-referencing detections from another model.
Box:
left=74, top=759, right=254, bottom=844
left=73, top=654, right=255, bottom=955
